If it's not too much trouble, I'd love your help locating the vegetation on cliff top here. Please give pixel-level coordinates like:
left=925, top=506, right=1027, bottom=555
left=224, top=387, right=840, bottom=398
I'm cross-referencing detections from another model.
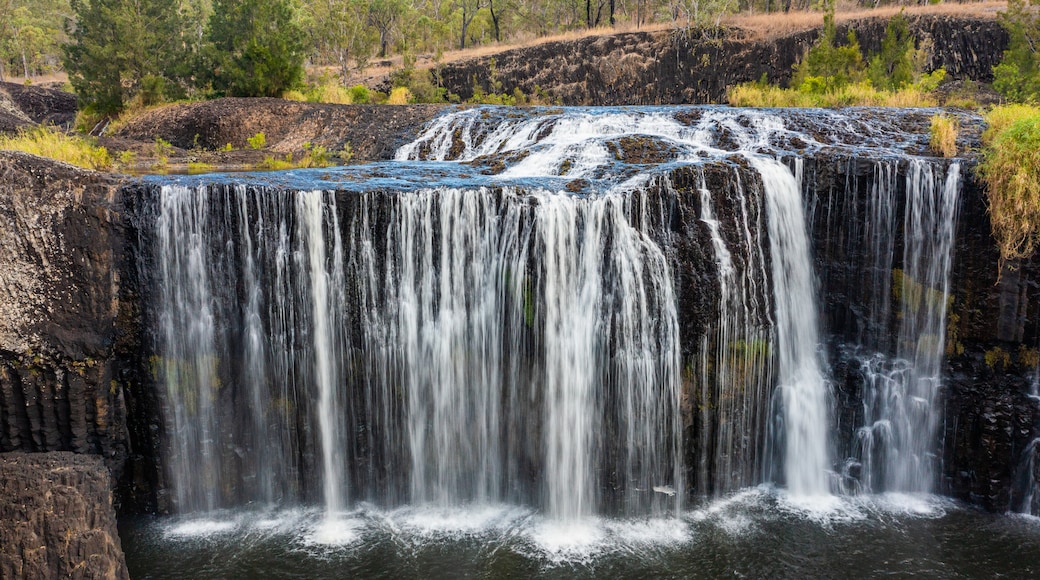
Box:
left=993, top=0, right=1040, bottom=103
left=978, top=105, right=1040, bottom=265
left=728, top=6, right=946, bottom=108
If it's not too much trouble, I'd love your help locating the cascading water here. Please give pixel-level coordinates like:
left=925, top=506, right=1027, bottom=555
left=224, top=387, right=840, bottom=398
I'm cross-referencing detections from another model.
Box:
left=845, top=160, right=961, bottom=494
left=146, top=107, right=971, bottom=533
left=755, top=157, right=832, bottom=497
left=692, top=170, right=773, bottom=496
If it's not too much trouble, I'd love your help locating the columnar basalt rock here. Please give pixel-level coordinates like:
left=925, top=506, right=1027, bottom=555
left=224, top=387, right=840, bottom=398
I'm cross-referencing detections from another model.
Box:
left=0, top=452, right=128, bottom=580
left=435, top=15, right=1006, bottom=105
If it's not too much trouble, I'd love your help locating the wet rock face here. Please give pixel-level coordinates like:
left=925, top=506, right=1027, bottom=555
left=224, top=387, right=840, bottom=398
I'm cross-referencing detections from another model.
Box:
left=437, top=15, right=1006, bottom=105
left=0, top=452, right=128, bottom=580
left=0, top=152, right=160, bottom=513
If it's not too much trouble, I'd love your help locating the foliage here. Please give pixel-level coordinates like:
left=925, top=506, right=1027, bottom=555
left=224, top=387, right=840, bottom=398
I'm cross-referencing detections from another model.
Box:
left=867, top=10, right=915, bottom=91
left=64, top=0, right=184, bottom=114
left=338, top=142, right=354, bottom=162
left=929, top=114, right=958, bottom=158
left=993, top=0, right=1040, bottom=103
left=731, top=6, right=945, bottom=109
left=187, top=161, right=217, bottom=174
left=348, top=84, right=372, bottom=104
left=0, top=125, right=112, bottom=170
left=258, top=154, right=295, bottom=170
left=307, top=81, right=353, bottom=104
left=304, top=0, right=376, bottom=78
left=0, top=0, right=70, bottom=82
left=247, top=132, right=267, bottom=150
left=977, top=105, right=1040, bottom=263
left=792, top=2, right=865, bottom=93
left=390, top=67, right=448, bottom=104
left=204, top=0, right=306, bottom=97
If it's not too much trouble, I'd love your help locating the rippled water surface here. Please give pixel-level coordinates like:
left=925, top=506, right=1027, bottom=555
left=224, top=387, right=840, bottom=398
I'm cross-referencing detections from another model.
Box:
left=121, top=489, right=1040, bottom=579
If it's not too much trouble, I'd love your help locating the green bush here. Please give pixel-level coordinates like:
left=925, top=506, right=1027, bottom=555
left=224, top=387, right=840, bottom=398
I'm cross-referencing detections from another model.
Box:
left=867, top=10, right=915, bottom=91
left=247, top=132, right=266, bottom=150
left=348, top=84, right=371, bottom=104
left=993, top=0, right=1040, bottom=102
left=792, top=2, right=865, bottom=93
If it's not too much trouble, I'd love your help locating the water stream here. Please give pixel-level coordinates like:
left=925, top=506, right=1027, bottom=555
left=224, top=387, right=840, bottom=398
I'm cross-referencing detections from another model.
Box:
left=128, top=106, right=1037, bottom=577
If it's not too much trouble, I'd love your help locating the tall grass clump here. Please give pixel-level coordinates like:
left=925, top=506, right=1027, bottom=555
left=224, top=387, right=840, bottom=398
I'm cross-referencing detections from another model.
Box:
left=0, top=126, right=112, bottom=170
left=929, top=114, right=959, bottom=158
left=978, top=105, right=1040, bottom=263
left=388, top=86, right=413, bottom=104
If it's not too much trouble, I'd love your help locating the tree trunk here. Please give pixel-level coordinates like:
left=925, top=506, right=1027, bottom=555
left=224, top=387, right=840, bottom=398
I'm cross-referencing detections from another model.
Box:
left=490, top=0, right=500, bottom=42
left=21, top=51, right=29, bottom=79
left=609, top=0, right=615, bottom=26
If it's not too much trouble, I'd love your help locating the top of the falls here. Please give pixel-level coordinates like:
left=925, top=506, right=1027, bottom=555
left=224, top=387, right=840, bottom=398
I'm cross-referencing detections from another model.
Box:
left=144, top=106, right=979, bottom=193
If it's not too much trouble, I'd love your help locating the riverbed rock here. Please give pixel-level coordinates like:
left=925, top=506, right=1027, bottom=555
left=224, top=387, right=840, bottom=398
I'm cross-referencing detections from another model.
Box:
left=0, top=452, right=128, bottom=580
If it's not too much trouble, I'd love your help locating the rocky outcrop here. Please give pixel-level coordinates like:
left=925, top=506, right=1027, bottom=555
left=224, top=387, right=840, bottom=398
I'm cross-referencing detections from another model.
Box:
left=0, top=82, right=78, bottom=132
left=115, top=99, right=444, bottom=160
left=0, top=151, right=162, bottom=513
left=0, top=452, right=128, bottom=580
left=436, top=15, right=1006, bottom=105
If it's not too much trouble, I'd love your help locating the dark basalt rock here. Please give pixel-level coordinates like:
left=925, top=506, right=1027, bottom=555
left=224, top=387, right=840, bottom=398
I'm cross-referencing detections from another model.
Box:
left=0, top=81, right=78, bottom=130
left=0, top=152, right=161, bottom=514
left=437, top=15, right=1006, bottom=105
left=114, top=99, right=445, bottom=160
left=0, top=452, right=128, bottom=580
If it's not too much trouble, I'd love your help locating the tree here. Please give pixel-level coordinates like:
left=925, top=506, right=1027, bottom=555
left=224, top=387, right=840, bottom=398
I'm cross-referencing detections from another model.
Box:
left=368, top=0, right=406, bottom=58
left=205, top=0, right=306, bottom=97
left=867, top=10, right=915, bottom=91
left=993, top=0, right=1040, bottom=103
left=64, top=0, right=184, bottom=114
left=791, top=0, right=865, bottom=93
left=306, top=0, right=375, bottom=78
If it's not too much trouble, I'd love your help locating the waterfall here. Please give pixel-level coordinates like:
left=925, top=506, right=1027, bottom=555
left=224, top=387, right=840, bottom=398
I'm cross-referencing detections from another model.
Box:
left=755, top=157, right=833, bottom=497
left=150, top=180, right=683, bottom=517
left=851, top=161, right=961, bottom=494
left=297, top=192, right=348, bottom=516
left=692, top=170, right=773, bottom=496
left=146, top=107, right=971, bottom=520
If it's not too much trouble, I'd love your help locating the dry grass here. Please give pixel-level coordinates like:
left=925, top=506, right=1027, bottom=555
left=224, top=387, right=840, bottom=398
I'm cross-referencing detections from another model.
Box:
left=978, top=105, right=1040, bottom=263
left=726, top=2, right=1006, bottom=41
left=0, top=125, right=112, bottom=170
left=929, top=114, right=959, bottom=158
left=728, top=81, right=937, bottom=108
left=387, top=86, right=413, bottom=104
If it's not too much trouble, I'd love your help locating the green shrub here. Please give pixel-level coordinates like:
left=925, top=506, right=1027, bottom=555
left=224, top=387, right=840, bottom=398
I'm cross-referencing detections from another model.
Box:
left=993, top=0, right=1040, bottom=102
left=247, top=132, right=266, bottom=150
left=867, top=10, right=915, bottom=91
left=348, top=84, right=371, bottom=104
left=792, top=2, right=865, bottom=93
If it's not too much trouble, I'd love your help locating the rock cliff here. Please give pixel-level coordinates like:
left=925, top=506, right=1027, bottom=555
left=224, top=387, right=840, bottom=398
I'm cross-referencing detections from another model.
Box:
left=436, top=15, right=1006, bottom=105
left=0, top=452, right=128, bottom=580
